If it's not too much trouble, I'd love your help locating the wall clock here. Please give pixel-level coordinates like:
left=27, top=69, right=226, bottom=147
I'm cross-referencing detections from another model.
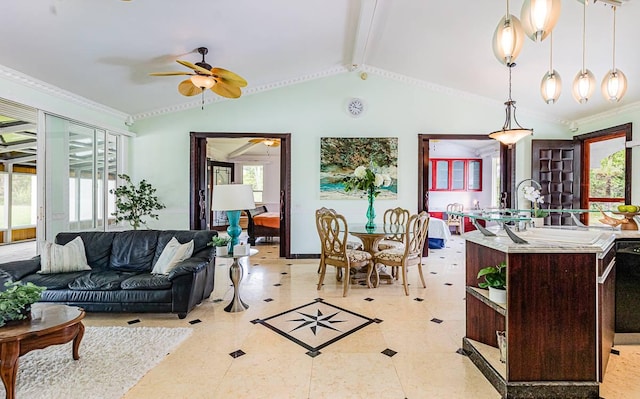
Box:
left=347, top=98, right=365, bottom=117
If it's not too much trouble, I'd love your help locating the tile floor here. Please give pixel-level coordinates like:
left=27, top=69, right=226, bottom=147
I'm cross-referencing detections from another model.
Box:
left=1, top=237, right=639, bottom=398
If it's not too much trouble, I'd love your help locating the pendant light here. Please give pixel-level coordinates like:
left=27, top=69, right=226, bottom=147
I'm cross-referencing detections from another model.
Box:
left=492, top=0, right=525, bottom=65
left=520, top=0, right=561, bottom=42
left=572, top=0, right=596, bottom=104
left=540, top=32, right=562, bottom=104
left=489, top=63, right=533, bottom=146
left=601, top=6, right=627, bottom=102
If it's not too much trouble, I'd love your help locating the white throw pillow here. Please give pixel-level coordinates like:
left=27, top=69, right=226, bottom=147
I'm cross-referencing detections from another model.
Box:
left=152, top=237, right=194, bottom=275
left=40, top=236, right=91, bottom=274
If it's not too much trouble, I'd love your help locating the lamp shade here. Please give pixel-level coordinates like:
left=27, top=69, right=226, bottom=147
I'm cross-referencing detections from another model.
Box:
left=520, top=0, right=561, bottom=42
left=212, top=184, right=256, bottom=211
left=601, top=69, right=627, bottom=103
left=492, top=14, right=525, bottom=65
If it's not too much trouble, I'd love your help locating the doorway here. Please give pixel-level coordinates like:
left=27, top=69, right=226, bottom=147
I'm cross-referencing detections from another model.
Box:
left=189, top=132, right=291, bottom=258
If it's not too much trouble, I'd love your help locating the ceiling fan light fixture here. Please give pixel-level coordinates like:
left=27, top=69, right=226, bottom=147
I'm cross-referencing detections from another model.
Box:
left=262, top=139, right=276, bottom=147
left=520, top=0, right=561, bottom=42
left=190, top=74, right=215, bottom=89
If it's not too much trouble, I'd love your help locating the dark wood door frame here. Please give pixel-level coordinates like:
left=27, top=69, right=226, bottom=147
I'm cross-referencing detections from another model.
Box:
left=418, top=134, right=513, bottom=213
left=190, top=132, right=291, bottom=258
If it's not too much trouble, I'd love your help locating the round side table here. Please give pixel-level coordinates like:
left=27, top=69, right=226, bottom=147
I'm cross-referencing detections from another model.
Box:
left=217, top=248, right=258, bottom=312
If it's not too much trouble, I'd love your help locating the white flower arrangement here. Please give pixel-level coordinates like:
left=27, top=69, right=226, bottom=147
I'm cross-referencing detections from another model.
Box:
left=344, top=165, right=391, bottom=197
left=522, top=186, right=547, bottom=217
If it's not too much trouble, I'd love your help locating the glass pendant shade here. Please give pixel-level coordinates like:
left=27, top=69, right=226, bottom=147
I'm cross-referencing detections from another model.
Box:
left=572, top=69, right=596, bottom=104
left=492, top=15, right=525, bottom=65
left=540, top=70, right=562, bottom=104
left=601, top=69, right=627, bottom=103
left=489, top=126, right=533, bottom=145
left=520, top=0, right=561, bottom=42
left=190, top=74, right=215, bottom=89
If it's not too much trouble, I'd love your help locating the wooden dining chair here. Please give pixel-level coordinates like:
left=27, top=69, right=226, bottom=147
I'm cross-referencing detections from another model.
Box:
left=374, top=212, right=429, bottom=295
left=378, top=207, right=410, bottom=251
left=316, top=211, right=375, bottom=297
left=446, top=203, right=464, bottom=234
left=315, top=207, right=363, bottom=278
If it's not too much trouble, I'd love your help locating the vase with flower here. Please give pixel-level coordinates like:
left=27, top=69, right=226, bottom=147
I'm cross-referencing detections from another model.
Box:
left=522, top=186, right=548, bottom=227
left=343, top=165, right=391, bottom=229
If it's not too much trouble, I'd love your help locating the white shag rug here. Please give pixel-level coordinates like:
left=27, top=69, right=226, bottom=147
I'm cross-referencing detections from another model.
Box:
left=1, top=326, right=192, bottom=399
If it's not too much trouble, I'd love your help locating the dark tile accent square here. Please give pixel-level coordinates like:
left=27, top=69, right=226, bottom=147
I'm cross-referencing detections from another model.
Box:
left=260, top=257, right=267, bottom=259
left=414, top=298, right=424, bottom=302
left=306, top=350, right=321, bottom=357
left=250, top=319, right=261, bottom=324
left=456, top=348, right=470, bottom=356
left=431, top=318, right=443, bottom=324
left=281, top=272, right=288, bottom=275
left=611, top=349, right=620, bottom=355
left=373, top=318, right=383, bottom=323
left=287, top=263, right=293, bottom=266
left=314, top=298, right=324, bottom=302
left=213, top=299, right=223, bottom=303
left=364, top=297, right=375, bottom=302
left=444, top=283, right=453, bottom=286
left=273, top=283, right=282, bottom=287
left=127, top=319, right=140, bottom=325
left=452, top=263, right=458, bottom=266
left=229, top=350, right=245, bottom=358
left=430, top=271, right=437, bottom=274
left=381, top=348, right=397, bottom=357
left=264, top=298, right=274, bottom=302
left=440, top=257, right=445, bottom=259
left=188, top=319, right=202, bottom=325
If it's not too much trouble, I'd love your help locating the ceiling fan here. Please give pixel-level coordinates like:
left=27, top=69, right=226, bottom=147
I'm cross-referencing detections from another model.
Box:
left=249, top=138, right=280, bottom=147
left=149, top=47, right=247, bottom=101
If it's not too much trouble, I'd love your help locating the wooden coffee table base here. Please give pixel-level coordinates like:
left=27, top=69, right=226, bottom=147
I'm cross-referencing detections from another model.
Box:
left=0, top=304, right=85, bottom=399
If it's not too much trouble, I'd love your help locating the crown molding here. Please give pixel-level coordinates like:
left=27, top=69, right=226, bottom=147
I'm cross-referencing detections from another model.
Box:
left=572, top=100, right=640, bottom=126
left=0, top=64, right=130, bottom=122
left=133, top=65, right=350, bottom=120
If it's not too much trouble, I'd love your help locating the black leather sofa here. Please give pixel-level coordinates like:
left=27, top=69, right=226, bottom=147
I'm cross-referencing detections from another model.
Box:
left=0, top=230, right=217, bottom=319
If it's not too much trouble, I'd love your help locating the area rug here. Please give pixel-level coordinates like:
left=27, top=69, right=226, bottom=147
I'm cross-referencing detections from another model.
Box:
left=1, top=326, right=192, bottom=399
left=254, top=298, right=378, bottom=356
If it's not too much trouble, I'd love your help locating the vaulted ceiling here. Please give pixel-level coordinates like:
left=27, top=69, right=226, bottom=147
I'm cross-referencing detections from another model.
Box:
left=1, top=0, right=638, bottom=124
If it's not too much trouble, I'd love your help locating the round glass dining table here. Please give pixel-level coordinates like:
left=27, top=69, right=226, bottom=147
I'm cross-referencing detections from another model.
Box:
left=349, top=223, right=405, bottom=285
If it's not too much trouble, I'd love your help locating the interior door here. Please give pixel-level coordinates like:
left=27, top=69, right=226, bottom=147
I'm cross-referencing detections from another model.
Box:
left=208, top=161, right=234, bottom=229
left=531, top=140, right=581, bottom=225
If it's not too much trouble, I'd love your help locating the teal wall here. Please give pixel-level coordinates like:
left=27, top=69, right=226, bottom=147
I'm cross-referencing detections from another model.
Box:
left=132, top=73, right=565, bottom=254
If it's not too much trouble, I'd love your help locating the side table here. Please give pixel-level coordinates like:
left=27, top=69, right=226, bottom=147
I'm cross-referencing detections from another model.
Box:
left=217, top=248, right=258, bottom=312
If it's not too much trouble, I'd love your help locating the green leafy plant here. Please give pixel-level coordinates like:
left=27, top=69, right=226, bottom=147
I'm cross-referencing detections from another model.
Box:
left=477, top=262, right=506, bottom=290
left=208, top=236, right=231, bottom=247
left=343, top=165, right=391, bottom=198
left=110, top=174, right=166, bottom=230
left=0, top=281, right=46, bottom=327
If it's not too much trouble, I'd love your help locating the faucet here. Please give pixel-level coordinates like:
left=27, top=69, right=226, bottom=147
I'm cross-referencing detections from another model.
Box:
left=514, top=178, right=542, bottom=231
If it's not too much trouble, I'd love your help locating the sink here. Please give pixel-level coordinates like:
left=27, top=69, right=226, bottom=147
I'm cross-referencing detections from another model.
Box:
left=498, top=227, right=604, bottom=245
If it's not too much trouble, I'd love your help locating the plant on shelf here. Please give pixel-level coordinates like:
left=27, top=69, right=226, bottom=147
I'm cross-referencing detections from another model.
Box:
left=110, top=174, right=166, bottom=230
left=477, top=261, right=507, bottom=303
left=0, top=281, right=46, bottom=327
left=522, top=186, right=548, bottom=218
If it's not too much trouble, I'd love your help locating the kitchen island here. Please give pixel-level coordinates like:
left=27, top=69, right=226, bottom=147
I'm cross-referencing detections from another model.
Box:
left=462, top=227, right=616, bottom=399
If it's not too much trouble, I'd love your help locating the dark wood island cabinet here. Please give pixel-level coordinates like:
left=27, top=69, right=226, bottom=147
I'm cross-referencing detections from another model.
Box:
left=462, top=228, right=616, bottom=399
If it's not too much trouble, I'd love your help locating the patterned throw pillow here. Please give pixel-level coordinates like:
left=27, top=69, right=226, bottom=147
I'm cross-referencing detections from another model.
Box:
left=151, top=237, right=194, bottom=275
left=39, top=236, right=91, bottom=274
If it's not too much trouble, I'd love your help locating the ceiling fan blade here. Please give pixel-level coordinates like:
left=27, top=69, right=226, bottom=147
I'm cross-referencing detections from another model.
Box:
left=176, top=60, right=213, bottom=75
left=149, top=71, right=194, bottom=76
left=248, top=138, right=264, bottom=144
left=178, top=79, right=203, bottom=97
left=211, top=81, right=242, bottom=98
left=211, top=68, right=248, bottom=87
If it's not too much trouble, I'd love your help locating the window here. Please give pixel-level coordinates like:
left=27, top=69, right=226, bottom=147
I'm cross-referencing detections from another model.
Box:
left=430, top=158, right=482, bottom=191
left=585, top=134, right=626, bottom=226
left=242, top=165, right=264, bottom=203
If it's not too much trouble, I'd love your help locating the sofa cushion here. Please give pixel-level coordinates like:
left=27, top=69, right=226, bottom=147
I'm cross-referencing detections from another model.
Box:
left=56, top=232, right=116, bottom=270
left=121, top=274, right=172, bottom=290
left=68, top=270, right=137, bottom=291
left=155, top=230, right=217, bottom=265
left=21, top=271, right=90, bottom=290
left=40, top=236, right=92, bottom=274
left=151, top=238, right=194, bottom=275
left=109, top=231, right=159, bottom=272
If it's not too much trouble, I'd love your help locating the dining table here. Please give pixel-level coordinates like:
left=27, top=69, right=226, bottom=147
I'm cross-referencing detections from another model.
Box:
left=348, top=223, right=405, bottom=285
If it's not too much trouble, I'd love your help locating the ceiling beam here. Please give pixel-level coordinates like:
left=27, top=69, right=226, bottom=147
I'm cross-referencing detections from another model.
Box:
left=228, top=142, right=261, bottom=159
left=350, top=0, right=378, bottom=68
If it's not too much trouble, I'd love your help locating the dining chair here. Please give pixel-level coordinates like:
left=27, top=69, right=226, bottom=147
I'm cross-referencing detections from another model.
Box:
left=446, top=203, right=464, bottom=234
left=315, top=207, right=363, bottom=278
left=374, top=212, right=429, bottom=295
left=316, top=211, right=375, bottom=297
left=378, top=207, right=410, bottom=251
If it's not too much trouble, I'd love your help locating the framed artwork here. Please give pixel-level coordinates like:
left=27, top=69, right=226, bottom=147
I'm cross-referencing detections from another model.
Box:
left=320, top=137, right=398, bottom=200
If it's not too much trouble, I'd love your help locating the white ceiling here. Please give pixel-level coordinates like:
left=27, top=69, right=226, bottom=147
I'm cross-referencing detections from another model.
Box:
left=1, top=0, right=638, bottom=124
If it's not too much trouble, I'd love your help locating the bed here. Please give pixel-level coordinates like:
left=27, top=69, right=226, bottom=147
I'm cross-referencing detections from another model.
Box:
left=245, top=205, right=281, bottom=245
left=427, top=217, right=451, bottom=249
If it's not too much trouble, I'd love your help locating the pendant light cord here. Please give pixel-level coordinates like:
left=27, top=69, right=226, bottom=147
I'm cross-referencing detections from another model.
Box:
left=581, top=0, right=587, bottom=74
left=612, top=6, right=617, bottom=71
left=508, top=64, right=513, bottom=102
left=549, top=32, right=553, bottom=74
left=506, top=0, right=510, bottom=19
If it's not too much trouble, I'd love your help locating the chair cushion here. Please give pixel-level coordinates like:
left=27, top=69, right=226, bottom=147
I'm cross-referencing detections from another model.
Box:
left=375, top=249, right=419, bottom=263
left=346, top=240, right=363, bottom=250
left=377, top=239, right=404, bottom=251
left=327, top=249, right=372, bottom=263
left=39, top=236, right=92, bottom=274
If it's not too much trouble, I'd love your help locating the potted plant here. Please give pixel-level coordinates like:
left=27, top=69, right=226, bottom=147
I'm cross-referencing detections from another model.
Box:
left=208, top=236, right=231, bottom=256
left=0, top=281, right=46, bottom=327
left=110, top=174, right=166, bottom=230
left=477, top=261, right=507, bottom=303
left=522, top=186, right=548, bottom=227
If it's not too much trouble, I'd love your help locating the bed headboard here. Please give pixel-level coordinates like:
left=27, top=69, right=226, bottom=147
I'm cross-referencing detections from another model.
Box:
left=246, top=205, right=268, bottom=218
